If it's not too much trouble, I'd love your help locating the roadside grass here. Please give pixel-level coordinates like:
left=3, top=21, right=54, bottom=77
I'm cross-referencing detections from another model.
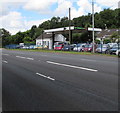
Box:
left=6, top=48, right=118, bottom=57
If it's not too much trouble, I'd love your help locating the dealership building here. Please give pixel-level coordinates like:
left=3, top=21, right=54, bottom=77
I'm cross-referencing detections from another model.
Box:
left=36, top=26, right=102, bottom=49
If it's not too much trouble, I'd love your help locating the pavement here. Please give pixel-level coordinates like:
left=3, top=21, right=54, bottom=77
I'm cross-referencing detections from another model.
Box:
left=2, top=49, right=119, bottom=111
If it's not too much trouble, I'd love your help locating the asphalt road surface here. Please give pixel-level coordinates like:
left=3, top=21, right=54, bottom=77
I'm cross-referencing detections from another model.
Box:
left=2, top=49, right=119, bottom=111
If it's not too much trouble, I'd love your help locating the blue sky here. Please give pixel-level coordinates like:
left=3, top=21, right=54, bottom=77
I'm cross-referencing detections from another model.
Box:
left=0, top=0, right=119, bottom=34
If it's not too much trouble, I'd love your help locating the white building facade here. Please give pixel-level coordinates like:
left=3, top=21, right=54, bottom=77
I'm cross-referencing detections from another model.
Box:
left=36, top=34, right=66, bottom=49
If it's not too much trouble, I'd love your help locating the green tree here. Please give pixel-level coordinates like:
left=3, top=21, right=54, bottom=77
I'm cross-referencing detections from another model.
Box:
left=0, top=28, right=11, bottom=47
left=72, top=33, right=81, bottom=43
left=30, top=25, right=37, bottom=39
left=39, top=20, right=51, bottom=29
left=103, top=39, right=111, bottom=44
left=23, top=36, right=32, bottom=43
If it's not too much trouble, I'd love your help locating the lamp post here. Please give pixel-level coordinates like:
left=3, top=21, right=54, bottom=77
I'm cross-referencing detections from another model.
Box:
left=42, top=30, right=44, bottom=49
left=92, top=0, right=95, bottom=53
left=69, top=8, right=71, bottom=45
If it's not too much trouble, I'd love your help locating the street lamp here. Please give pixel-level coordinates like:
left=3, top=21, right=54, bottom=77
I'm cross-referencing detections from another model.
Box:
left=69, top=8, right=71, bottom=45
left=92, top=0, right=95, bottom=53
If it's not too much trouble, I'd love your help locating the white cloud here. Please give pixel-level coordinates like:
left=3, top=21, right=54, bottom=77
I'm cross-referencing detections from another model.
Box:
left=25, top=19, right=48, bottom=30
left=95, top=0, right=119, bottom=9
left=77, top=0, right=102, bottom=15
left=0, top=11, right=25, bottom=34
left=54, top=0, right=72, bottom=16
left=0, top=0, right=28, bottom=16
left=0, top=11, right=48, bottom=35
left=0, top=0, right=119, bottom=34
left=24, top=0, right=57, bottom=14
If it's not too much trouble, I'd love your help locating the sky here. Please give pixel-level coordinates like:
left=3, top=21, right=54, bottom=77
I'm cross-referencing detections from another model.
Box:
left=0, top=0, right=119, bottom=35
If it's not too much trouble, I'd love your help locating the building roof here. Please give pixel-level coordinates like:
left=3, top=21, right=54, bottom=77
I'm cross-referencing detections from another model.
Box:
left=44, top=26, right=102, bottom=34
left=36, top=33, right=52, bottom=39
left=96, top=29, right=119, bottom=38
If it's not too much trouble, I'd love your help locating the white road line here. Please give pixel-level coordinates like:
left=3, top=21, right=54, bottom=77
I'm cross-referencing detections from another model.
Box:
left=47, top=61, right=98, bottom=72
left=2, top=60, right=8, bottom=63
left=26, top=57, right=34, bottom=60
left=16, top=56, right=26, bottom=59
left=81, top=59, right=97, bottom=62
left=2, top=54, right=9, bottom=56
left=16, top=56, right=34, bottom=60
left=36, top=73, right=55, bottom=81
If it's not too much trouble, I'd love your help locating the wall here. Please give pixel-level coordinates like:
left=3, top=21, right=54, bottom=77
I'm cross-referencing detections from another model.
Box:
left=36, top=34, right=66, bottom=49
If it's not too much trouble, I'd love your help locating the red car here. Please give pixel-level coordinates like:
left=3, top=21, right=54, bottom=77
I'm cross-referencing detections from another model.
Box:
left=54, top=44, right=64, bottom=50
left=82, top=44, right=96, bottom=52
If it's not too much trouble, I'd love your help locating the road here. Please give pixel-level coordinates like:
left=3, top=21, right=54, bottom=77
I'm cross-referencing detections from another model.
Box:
left=2, top=49, right=119, bottom=111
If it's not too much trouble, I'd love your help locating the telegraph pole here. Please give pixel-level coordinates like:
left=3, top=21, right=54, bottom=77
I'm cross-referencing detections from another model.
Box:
left=69, top=8, right=71, bottom=44
left=92, top=0, right=95, bottom=53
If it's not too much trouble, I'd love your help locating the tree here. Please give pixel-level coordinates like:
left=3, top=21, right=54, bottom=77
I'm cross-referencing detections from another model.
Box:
left=34, top=28, right=44, bottom=40
left=30, top=25, right=37, bottom=39
left=0, top=28, right=11, bottom=47
left=39, top=20, right=51, bottom=29
left=23, top=36, right=32, bottom=43
left=95, top=39, right=100, bottom=44
left=103, top=39, right=111, bottom=44
left=72, top=33, right=81, bottom=43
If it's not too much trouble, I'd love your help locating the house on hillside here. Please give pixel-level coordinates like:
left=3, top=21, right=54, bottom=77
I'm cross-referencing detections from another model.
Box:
left=36, top=33, right=66, bottom=49
left=96, top=29, right=119, bottom=41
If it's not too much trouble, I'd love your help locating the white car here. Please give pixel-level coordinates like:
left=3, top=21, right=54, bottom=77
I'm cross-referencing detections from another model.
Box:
left=73, top=43, right=86, bottom=52
left=115, top=49, right=120, bottom=57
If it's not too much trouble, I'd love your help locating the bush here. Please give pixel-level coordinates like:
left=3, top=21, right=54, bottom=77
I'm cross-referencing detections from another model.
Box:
left=103, top=39, right=111, bottom=44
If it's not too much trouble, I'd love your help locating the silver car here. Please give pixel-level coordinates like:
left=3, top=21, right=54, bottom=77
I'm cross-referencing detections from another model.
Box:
left=95, top=44, right=110, bottom=53
left=73, top=43, right=86, bottom=52
left=116, top=49, right=120, bottom=57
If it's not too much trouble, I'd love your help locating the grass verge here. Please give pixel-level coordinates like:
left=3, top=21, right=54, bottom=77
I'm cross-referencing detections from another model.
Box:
left=5, top=48, right=118, bottom=57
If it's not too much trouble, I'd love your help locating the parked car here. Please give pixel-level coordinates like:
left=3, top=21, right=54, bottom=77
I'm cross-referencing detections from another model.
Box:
left=54, top=44, right=64, bottom=50
left=22, top=46, right=29, bottom=49
left=61, top=44, right=75, bottom=51
left=33, top=45, right=38, bottom=49
left=70, top=44, right=77, bottom=50
left=82, top=44, right=97, bottom=52
left=116, top=49, right=120, bottom=57
left=36, top=45, right=43, bottom=49
left=95, top=44, right=110, bottom=53
left=62, top=45, right=71, bottom=51
left=29, top=45, right=35, bottom=49
left=109, top=45, right=119, bottom=55
left=107, top=43, right=117, bottom=48
left=73, top=43, right=86, bottom=52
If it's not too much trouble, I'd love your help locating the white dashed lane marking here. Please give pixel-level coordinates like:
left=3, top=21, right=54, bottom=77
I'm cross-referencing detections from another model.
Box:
left=16, top=56, right=34, bottom=60
left=47, top=61, right=98, bottom=72
left=81, top=59, right=97, bottom=62
left=2, top=60, right=8, bottom=63
left=36, top=73, right=55, bottom=81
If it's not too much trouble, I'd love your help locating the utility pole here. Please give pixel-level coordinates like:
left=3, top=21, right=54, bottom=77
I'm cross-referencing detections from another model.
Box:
left=92, top=0, right=95, bottom=53
left=42, top=31, right=43, bottom=49
left=69, top=8, right=71, bottom=44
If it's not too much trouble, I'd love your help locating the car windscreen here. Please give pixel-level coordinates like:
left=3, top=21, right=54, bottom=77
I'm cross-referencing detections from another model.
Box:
left=64, top=45, right=70, bottom=47
left=85, top=45, right=92, bottom=48
left=112, top=46, right=118, bottom=49
left=75, top=44, right=81, bottom=47
left=98, top=44, right=108, bottom=48
left=55, top=45, right=63, bottom=47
